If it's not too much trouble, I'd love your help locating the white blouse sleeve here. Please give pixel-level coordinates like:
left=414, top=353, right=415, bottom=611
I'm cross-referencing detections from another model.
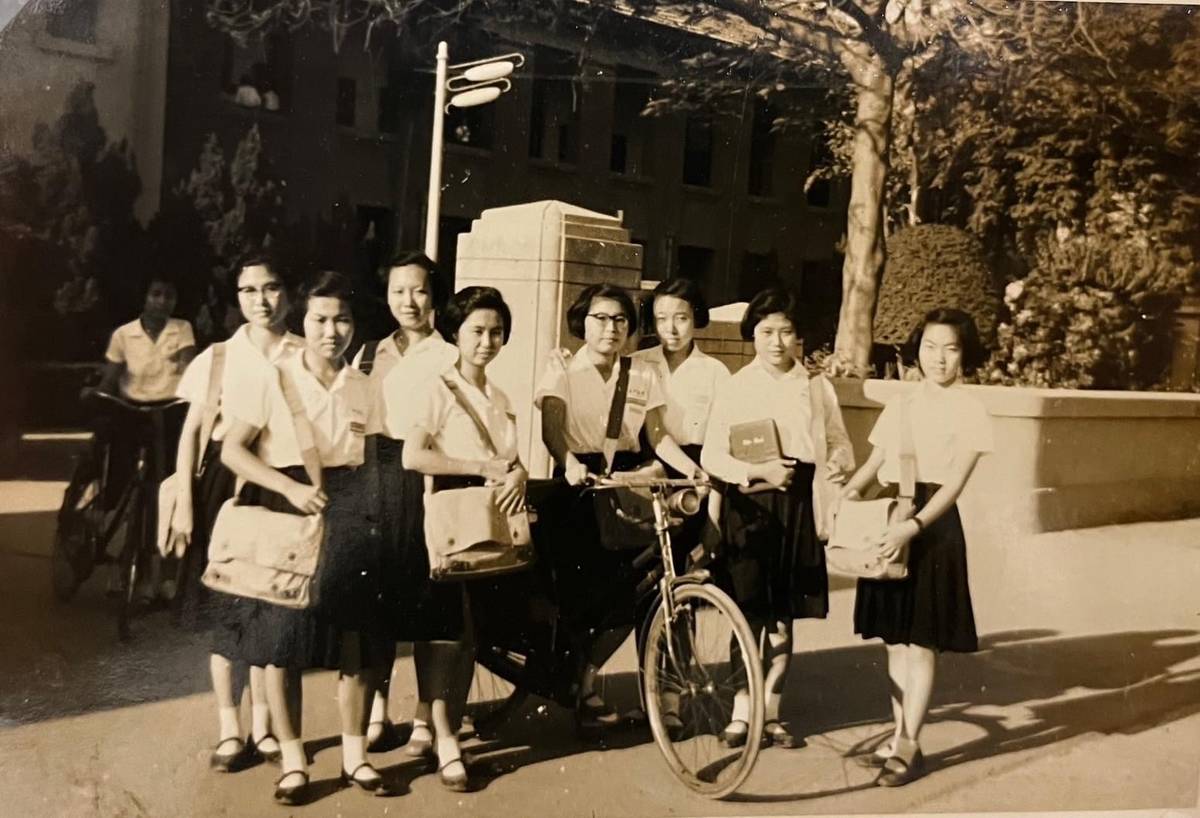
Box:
left=700, top=386, right=751, bottom=487
left=533, top=355, right=569, bottom=410
left=407, top=379, right=451, bottom=441
left=643, top=365, right=667, bottom=414
left=867, top=397, right=899, bottom=453
left=177, top=321, right=196, bottom=349
left=175, top=348, right=212, bottom=403
left=104, top=328, right=125, bottom=364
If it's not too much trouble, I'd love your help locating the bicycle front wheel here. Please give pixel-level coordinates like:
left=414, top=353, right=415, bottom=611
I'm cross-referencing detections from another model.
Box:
left=642, top=582, right=764, bottom=799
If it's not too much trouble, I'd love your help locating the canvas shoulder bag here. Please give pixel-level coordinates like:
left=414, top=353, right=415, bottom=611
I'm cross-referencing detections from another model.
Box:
left=423, top=373, right=535, bottom=581
left=157, top=343, right=225, bottom=557
left=201, top=365, right=326, bottom=609
left=824, top=396, right=916, bottom=581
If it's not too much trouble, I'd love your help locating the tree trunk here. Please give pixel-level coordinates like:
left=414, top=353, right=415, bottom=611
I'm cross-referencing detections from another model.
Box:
left=831, top=42, right=895, bottom=376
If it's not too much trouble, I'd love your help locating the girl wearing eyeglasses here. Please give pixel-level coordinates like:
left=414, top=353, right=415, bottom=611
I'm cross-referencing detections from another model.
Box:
left=535, top=282, right=701, bottom=730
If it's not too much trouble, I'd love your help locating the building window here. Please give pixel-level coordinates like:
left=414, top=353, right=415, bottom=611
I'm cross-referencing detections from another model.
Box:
left=739, top=251, right=779, bottom=301
left=46, top=0, right=98, bottom=44
left=682, top=116, right=713, bottom=187
left=806, top=130, right=833, bottom=208
left=529, top=48, right=581, bottom=164
left=676, top=245, right=715, bottom=286
left=336, top=77, right=357, bottom=127
left=748, top=100, right=776, bottom=197
left=222, top=33, right=290, bottom=112
left=610, top=67, right=655, bottom=176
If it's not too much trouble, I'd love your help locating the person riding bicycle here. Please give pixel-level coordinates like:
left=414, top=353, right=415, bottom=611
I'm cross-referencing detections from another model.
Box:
left=82, top=273, right=195, bottom=599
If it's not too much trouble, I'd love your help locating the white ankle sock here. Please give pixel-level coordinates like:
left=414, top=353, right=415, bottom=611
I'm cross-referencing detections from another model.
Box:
left=730, top=691, right=750, bottom=724
left=765, top=692, right=782, bottom=722
left=411, top=719, right=432, bottom=739
left=342, top=734, right=367, bottom=773
left=218, top=706, right=240, bottom=741
left=279, top=739, right=306, bottom=774
left=251, top=703, right=271, bottom=740
left=369, top=694, right=386, bottom=724
left=436, top=735, right=462, bottom=766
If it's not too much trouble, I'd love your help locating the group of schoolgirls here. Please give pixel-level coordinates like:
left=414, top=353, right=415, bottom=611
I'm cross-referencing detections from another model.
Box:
left=144, top=243, right=993, bottom=806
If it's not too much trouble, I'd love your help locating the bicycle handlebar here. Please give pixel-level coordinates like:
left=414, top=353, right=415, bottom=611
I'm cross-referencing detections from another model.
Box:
left=588, top=476, right=710, bottom=491
left=84, top=390, right=186, bottom=414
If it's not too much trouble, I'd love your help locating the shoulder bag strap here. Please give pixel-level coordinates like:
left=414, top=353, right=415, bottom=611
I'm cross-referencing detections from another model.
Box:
left=276, top=366, right=324, bottom=490
left=358, top=339, right=380, bottom=376
left=194, top=342, right=226, bottom=477
left=601, top=356, right=632, bottom=476
left=442, top=374, right=499, bottom=459
left=808, top=373, right=829, bottom=472
left=897, top=394, right=917, bottom=518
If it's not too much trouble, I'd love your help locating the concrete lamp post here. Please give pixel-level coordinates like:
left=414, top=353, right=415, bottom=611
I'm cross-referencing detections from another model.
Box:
left=423, top=41, right=525, bottom=262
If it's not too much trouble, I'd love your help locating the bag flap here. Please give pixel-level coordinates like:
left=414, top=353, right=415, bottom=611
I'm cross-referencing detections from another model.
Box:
left=208, top=500, right=324, bottom=574
left=425, top=486, right=525, bottom=556
left=828, top=498, right=896, bottom=550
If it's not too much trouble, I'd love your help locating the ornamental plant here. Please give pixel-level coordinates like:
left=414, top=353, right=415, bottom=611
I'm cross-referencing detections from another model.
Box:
left=984, top=232, right=1182, bottom=390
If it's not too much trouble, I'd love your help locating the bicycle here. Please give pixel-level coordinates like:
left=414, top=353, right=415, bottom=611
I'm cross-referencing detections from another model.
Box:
left=467, top=474, right=765, bottom=799
left=51, top=391, right=186, bottom=641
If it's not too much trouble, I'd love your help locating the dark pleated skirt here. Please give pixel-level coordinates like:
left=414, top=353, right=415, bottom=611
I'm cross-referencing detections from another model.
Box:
left=544, top=451, right=650, bottom=639
left=853, top=484, right=978, bottom=653
left=213, top=465, right=376, bottom=670
left=374, top=436, right=465, bottom=642
left=716, top=461, right=828, bottom=623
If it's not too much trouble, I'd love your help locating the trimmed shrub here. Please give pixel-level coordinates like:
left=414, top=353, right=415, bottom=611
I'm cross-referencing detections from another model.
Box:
left=874, top=224, right=1000, bottom=347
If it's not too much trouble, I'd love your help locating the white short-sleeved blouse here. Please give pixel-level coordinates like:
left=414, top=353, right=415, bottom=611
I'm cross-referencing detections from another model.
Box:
left=701, top=358, right=854, bottom=487
left=361, top=332, right=458, bottom=439
left=175, top=325, right=304, bottom=441
left=408, top=365, right=519, bottom=463
left=221, top=354, right=370, bottom=469
left=106, top=317, right=196, bottom=402
left=533, top=350, right=665, bottom=454
left=631, top=344, right=730, bottom=446
left=870, top=383, right=994, bottom=485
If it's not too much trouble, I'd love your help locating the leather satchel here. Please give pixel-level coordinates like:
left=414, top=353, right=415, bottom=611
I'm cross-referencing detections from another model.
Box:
left=157, top=343, right=225, bottom=557
left=201, top=365, right=326, bottom=608
left=422, top=374, right=536, bottom=581
left=824, top=397, right=916, bottom=581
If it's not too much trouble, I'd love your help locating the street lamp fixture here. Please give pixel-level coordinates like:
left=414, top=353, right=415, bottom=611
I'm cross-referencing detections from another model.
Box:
left=424, top=42, right=525, bottom=261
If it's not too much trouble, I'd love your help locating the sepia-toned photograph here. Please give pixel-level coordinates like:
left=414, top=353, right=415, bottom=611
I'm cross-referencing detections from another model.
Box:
left=0, top=0, right=1198, bottom=816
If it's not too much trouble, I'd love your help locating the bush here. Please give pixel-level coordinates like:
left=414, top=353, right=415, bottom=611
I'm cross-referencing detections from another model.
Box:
left=873, top=224, right=1000, bottom=347
left=984, top=233, right=1181, bottom=390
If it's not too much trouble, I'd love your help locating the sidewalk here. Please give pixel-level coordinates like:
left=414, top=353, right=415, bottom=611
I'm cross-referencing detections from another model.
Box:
left=0, top=435, right=1197, bottom=816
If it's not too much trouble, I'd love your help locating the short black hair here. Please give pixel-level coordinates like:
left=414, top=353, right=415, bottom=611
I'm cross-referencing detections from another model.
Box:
left=439, top=286, right=513, bottom=344
left=903, top=307, right=987, bottom=375
left=740, top=287, right=803, bottom=341
left=233, top=242, right=292, bottom=289
left=299, top=269, right=354, bottom=311
left=566, top=283, right=639, bottom=339
left=144, top=270, right=179, bottom=293
left=378, top=249, right=447, bottom=311
left=642, top=277, right=711, bottom=334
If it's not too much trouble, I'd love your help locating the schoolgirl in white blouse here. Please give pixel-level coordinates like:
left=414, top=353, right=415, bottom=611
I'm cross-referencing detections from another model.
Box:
left=171, top=252, right=303, bottom=774
left=841, top=307, right=994, bottom=787
left=350, top=251, right=459, bottom=759
left=701, top=287, right=855, bottom=750
left=536, top=282, right=700, bottom=729
left=402, top=285, right=527, bottom=791
left=220, top=272, right=387, bottom=804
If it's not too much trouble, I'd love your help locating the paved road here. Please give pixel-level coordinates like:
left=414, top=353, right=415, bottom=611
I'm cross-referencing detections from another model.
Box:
left=1, top=436, right=1198, bottom=817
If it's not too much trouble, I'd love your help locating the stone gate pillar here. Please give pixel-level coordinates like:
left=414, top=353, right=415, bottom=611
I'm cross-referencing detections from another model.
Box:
left=455, top=201, right=643, bottom=478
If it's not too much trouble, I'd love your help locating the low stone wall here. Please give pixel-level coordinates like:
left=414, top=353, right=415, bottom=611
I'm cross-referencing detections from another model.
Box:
left=834, top=379, right=1200, bottom=546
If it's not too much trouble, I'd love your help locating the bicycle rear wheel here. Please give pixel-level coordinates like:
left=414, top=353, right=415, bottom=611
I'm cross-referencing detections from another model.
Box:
left=642, top=582, right=764, bottom=799
left=468, top=646, right=531, bottom=736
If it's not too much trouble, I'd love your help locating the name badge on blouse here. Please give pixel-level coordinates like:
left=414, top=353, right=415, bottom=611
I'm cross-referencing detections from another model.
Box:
left=627, top=380, right=649, bottom=407
left=350, top=421, right=366, bottom=436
